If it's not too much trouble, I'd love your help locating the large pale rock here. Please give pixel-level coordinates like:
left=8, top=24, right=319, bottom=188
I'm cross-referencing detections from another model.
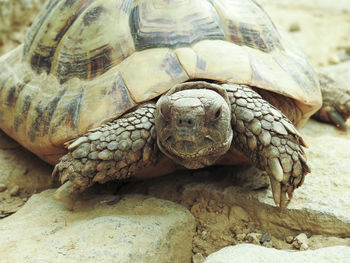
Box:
left=0, top=130, right=53, bottom=216
left=0, top=0, right=45, bottom=54
left=0, top=190, right=195, bottom=263
left=260, top=0, right=350, bottom=12
left=0, top=130, right=53, bottom=193
left=0, top=0, right=44, bottom=31
left=204, top=244, right=350, bottom=263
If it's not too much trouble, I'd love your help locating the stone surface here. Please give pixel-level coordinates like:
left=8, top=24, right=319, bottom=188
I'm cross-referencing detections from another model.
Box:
left=0, top=190, right=195, bottom=263
left=260, top=0, right=350, bottom=68
left=0, top=130, right=53, bottom=217
left=260, top=0, right=350, bottom=12
left=204, top=244, right=350, bottom=263
left=320, top=61, right=350, bottom=85
left=0, top=0, right=45, bottom=54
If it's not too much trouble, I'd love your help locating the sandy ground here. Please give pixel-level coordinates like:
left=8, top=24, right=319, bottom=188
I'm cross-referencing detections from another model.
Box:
left=0, top=0, right=350, bottom=257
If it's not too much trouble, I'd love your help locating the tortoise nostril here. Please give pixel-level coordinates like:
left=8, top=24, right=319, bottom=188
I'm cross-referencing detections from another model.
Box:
left=177, top=118, right=194, bottom=127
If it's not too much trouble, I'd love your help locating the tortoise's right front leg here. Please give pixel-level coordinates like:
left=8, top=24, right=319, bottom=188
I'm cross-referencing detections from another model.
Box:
left=53, top=103, right=159, bottom=209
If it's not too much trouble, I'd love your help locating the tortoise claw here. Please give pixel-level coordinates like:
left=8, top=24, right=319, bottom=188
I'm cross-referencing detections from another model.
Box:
left=269, top=175, right=281, bottom=206
left=279, top=190, right=288, bottom=209
left=54, top=181, right=76, bottom=210
left=328, top=111, right=346, bottom=130
left=268, top=158, right=284, bottom=182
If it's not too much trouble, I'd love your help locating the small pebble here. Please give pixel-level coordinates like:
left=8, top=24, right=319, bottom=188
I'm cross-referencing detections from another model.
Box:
left=285, top=235, right=294, bottom=244
left=9, top=185, right=20, bottom=196
left=263, top=241, right=273, bottom=248
left=328, top=54, right=340, bottom=65
left=192, top=253, right=205, bottom=263
left=289, top=22, right=301, bottom=32
left=260, top=232, right=271, bottom=244
left=300, top=243, right=309, bottom=251
left=246, top=233, right=262, bottom=245
left=293, top=233, right=309, bottom=250
left=339, top=49, right=350, bottom=62
left=236, top=233, right=246, bottom=241
left=292, top=240, right=301, bottom=249
left=0, top=183, right=7, bottom=192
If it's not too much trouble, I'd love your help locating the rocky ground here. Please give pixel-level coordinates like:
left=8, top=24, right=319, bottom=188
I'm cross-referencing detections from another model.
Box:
left=0, top=0, right=44, bottom=54
left=0, top=0, right=350, bottom=262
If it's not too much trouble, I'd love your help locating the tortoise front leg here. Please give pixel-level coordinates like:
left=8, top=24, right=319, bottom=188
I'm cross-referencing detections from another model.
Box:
left=53, top=103, right=159, bottom=209
left=313, top=73, right=350, bottom=130
left=226, top=84, right=310, bottom=208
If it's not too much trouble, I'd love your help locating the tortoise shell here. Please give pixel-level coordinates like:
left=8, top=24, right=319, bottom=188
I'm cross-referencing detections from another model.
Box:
left=0, top=0, right=321, bottom=164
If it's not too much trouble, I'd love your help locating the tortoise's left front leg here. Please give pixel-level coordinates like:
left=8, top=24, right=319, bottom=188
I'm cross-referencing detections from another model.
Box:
left=52, top=103, right=159, bottom=209
left=313, top=73, right=350, bottom=129
left=226, top=84, right=310, bottom=208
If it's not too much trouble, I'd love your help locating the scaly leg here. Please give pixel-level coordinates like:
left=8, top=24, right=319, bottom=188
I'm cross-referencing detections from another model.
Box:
left=313, top=73, right=350, bottom=130
left=53, top=103, right=159, bottom=209
left=226, top=84, right=310, bottom=208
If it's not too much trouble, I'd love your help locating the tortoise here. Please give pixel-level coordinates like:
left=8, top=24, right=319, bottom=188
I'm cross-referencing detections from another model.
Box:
left=0, top=0, right=349, bottom=209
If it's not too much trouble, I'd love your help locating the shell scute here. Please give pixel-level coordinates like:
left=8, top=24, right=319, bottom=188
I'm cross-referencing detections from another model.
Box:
left=129, top=0, right=225, bottom=51
left=118, top=48, right=188, bottom=102
left=212, top=0, right=282, bottom=52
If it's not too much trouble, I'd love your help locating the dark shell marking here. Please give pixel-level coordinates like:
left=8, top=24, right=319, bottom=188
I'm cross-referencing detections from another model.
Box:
left=129, top=0, right=225, bottom=50
left=24, top=0, right=284, bottom=84
left=25, top=0, right=97, bottom=75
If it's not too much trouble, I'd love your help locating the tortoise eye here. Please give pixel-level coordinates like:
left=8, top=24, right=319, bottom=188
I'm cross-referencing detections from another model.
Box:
left=210, top=104, right=222, bottom=121
left=214, top=108, right=221, bottom=119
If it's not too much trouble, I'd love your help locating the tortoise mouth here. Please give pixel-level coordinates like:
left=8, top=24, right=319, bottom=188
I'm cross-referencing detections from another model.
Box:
left=157, top=135, right=232, bottom=169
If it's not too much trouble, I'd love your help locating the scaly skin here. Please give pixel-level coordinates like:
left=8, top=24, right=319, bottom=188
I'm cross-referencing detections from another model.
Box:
left=225, top=84, right=310, bottom=207
left=53, top=103, right=159, bottom=208
left=54, top=82, right=310, bottom=209
left=313, top=73, right=350, bottom=130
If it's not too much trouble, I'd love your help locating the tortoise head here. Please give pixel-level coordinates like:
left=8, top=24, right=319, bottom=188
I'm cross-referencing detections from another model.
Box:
left=155, top=81, right=233, bottom=169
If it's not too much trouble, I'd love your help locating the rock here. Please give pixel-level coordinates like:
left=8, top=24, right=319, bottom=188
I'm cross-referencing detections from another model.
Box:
left=204, top=244, right=350, bottom=263
left=246, top=233, right=262, bottom=245
left=135, top=117, right=350, bottom=239
left=0, top=184, right=7, bottom=192
left=289, top=22, right=301, bottom=32
left=320, top=61, right=350, bottom=86
left=0, top=0, right=45, bottom=54
left=192, top=253, right=206, bottom=263
left=228, top=206, right=251, bottom=223
left=9, top=185, right=20, bottom=196
left=123, top=122, right=350, bottom=254
left=285, top=236, right=294, bottom=244
left=0, top=190, right=195, bottom=263
left=260, top=0, right=350, bottom=12
left=262, top=241, right=273, bottom=248
left=328, top=54, right=341, bottom=65
left=293, top=233, right=309, bottom=250
left=0, top=130, right=53, bottom=214
left=260, top=233, right=271, bottom=243
left=300, top=243, right=309, bottom=251
left=236, top=234, right=246, bottom=241
left=338, top=49, right=350, bottom=62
